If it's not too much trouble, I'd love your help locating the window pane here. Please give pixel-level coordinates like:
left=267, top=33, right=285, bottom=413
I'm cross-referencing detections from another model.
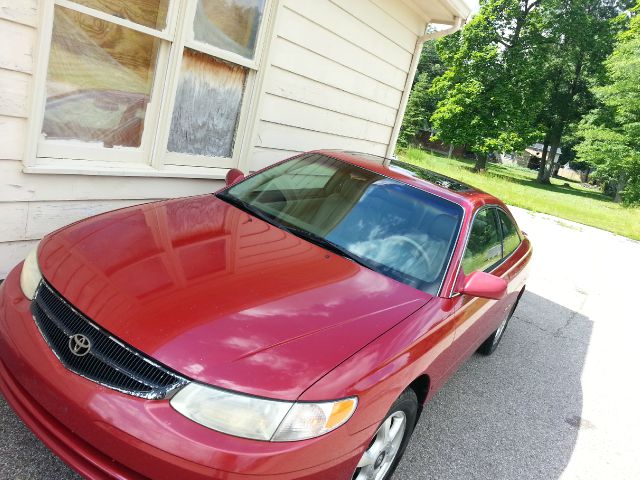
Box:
left=72, top=0, right=169, bottom=30
left=168, top=49, right=247, bottom=158
left=462, top=209, right=502, bottom=274
left=193, top=0, right=266, bottom=59
left=42, top=6, right=160, bottom=148
left=497, top=209, right=521, bottom=258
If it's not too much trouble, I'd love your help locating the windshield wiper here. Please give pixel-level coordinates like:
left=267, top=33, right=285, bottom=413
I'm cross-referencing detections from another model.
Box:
left=216, top=192, right=277, bottom=226
left=282, top=224, right=373, bottom=271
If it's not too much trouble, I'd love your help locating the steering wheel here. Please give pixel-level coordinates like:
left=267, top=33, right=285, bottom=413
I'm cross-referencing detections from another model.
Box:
left=388, top=235, right=434, bottom=275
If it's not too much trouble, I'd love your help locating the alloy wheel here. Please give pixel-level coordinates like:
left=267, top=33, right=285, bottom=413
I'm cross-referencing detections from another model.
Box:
left=492, top=315, right=509, bottom=347
left=353, top=411, right=407, bottom=480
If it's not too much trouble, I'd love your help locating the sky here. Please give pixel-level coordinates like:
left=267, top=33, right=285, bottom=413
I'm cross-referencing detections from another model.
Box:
left=469, top=0, right=481, bottom=14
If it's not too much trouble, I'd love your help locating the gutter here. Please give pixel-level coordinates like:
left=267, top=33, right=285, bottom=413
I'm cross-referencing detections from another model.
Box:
left=384, top=16, right=465, bottom=165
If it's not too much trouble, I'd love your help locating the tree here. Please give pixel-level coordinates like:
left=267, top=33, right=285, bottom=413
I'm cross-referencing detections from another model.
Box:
left=575, top=2, right=640, bottom=203
left=398, top=40, right=447, bottom=147
left=428, top=0, right=548, bottom=171
left=534, top=0, right=627, bottom=184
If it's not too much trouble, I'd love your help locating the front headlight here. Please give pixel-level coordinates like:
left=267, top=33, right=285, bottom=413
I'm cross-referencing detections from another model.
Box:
left=20, top=244, right=42, bottom=300
left=170, top=383, right=357, bottom=442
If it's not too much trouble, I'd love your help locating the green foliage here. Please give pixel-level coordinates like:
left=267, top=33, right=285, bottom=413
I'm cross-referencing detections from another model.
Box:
left=532, top=0, right=624, bottom=183
left=398, top=0, right=627, bottom=182
left=400, top=147, right=640, bottom=240
left=576, top=3, right=640, bottom=204
left=398, top=41, right=447, bottom=147
left=428, top=0, right=547, bottom=158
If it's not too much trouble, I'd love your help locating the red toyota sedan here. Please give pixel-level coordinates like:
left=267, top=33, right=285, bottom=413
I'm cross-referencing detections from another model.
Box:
left=0, top=150, right=531, bottom=480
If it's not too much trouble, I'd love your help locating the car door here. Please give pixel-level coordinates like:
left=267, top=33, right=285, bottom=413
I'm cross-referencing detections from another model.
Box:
left=448, top=207, right=511, bottom=363
left=495, top=207, right=528, bottom=303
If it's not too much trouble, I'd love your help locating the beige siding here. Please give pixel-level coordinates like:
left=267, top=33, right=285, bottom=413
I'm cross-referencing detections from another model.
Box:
left=0, top=18, right=36, bottom=74
left=246, top=0, right=426, bottom=171
left=0, top=0, right=38, bottom=27
left=0, top=117, right=27, bottom=160
left=0, top=69, right=30, bottom=118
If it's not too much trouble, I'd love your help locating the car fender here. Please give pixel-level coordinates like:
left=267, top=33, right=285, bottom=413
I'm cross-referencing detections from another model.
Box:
left=297, top=296, right=456, bottom=435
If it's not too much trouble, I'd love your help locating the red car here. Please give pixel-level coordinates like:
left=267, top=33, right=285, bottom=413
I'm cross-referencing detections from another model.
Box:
left=0, top=151, right=531, bottom=480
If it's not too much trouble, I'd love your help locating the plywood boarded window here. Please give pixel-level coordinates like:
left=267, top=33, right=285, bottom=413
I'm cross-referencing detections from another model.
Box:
left=71, top=0, right=170, bottom=30
left=193, top=0, right=266, bottom=59
left=168, top=49, right=247, bottom=158
left=32, top=0, right=271, bottom=169
left=42, top=6, right=160, bottom=148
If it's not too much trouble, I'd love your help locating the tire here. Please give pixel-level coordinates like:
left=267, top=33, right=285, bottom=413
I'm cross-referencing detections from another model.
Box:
left=352, top=389, right=419, bottom=480
left=478, top=288, right=524, bottom=356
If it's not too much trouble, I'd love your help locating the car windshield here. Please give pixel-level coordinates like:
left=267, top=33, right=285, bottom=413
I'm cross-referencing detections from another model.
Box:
left=220, top=154, right=464, bottom=295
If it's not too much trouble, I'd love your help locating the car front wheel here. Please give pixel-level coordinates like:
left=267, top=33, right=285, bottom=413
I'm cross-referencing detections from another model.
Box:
left=352, top=389, right=418, bottom=480
left=478, top=288, right=524, bottom=355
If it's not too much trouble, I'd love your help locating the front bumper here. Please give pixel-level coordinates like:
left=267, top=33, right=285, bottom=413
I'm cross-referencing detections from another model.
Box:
left=0, top=266, right=370, bottom=480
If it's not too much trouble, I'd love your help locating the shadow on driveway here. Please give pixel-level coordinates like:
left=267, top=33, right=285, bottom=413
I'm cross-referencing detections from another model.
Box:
left=395, top=291, right=592, bottom=480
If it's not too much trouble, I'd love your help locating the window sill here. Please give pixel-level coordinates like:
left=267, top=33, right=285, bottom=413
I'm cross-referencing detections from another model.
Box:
left=23, top=160, right=229, bottom=180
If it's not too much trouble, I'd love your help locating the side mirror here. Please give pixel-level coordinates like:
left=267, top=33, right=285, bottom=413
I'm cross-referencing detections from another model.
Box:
left=458, top=271, right=507, bottom=300
left=225, top=168, right=245, bottom=186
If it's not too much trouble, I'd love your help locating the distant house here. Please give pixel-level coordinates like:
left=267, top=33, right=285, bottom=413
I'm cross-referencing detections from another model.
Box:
left=500, top=143, right=562, bottom=168
left=0, top=0, right=472, bottom=277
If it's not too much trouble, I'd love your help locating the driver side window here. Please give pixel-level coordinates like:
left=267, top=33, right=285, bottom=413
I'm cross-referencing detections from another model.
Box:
left=462, top=208, right=502, bottom=274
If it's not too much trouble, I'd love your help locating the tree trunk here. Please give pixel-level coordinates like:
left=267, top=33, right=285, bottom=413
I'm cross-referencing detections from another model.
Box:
left=536, top=136, right=550, bottom=183
left=541, top=141, right=561, bottom=184
left=448, top=144, right=454, bottom=158
left=614, top=173, right=627, bottom=203
left=474, top=154, right=487, bottom=172
left=552, top=162, right=562, bottom=178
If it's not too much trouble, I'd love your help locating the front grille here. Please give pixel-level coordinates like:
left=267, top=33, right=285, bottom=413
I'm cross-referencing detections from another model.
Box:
left=31, top=281, right=187, bottom=399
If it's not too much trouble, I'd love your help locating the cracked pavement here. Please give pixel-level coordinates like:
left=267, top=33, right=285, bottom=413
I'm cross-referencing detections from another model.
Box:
left=1, top=207, right=639, bottom=479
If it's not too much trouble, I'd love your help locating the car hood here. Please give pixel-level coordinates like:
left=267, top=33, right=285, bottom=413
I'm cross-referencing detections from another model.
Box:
left=38, top=195, right=430, bottom=399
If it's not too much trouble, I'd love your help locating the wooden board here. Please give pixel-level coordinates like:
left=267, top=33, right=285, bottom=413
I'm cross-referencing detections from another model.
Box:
left=0, top=0, right=38, bottom=27
left=0, top=18, right=35, bottom=73
left=168, top=49, right=246, bottom=158
left=278, top=6, right=408, bottom=91
left=23, top=199, right=151, bottom=240
left=0, top=116, right=27, bottom=160
left=288, top=0, right=413, bottom=71
left=255, top=120, right=388, bottom=155
left=261, top=93, right=392, bottom=144
left=248, top=146, right=300, bottom=171
left=0, top=202, right=28, bottom=243
left=265, top=67, right=398, bottom=127
left=371, top=0, right=428, bottom=35
left=0, top=160, right=219, bottom=202
left=71, top=0, right=169, bottom=30
left=0, top=239, right=38, bottom=278
left=330, top=0, right=419, bottom=52
left=269, top=37, right=403, bottom=109
left=0, top=69, right=30, bottom=118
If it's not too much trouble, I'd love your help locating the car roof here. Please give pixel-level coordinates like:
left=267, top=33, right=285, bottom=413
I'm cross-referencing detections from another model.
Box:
left=316, top=150, right=501, bottom=212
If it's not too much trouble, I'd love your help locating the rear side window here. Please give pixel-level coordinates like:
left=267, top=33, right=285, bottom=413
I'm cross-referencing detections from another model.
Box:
left=462, top=208, right=502, bottom=274
left=497, top=209, right=521, bottom=258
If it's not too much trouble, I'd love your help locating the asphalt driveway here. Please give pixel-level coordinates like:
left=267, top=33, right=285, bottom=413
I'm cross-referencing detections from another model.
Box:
left=1, top=206, right=639, bottom=479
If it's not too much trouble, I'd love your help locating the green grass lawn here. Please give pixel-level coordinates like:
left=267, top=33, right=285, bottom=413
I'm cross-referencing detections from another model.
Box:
left=398, top=147, right=640, bottom=241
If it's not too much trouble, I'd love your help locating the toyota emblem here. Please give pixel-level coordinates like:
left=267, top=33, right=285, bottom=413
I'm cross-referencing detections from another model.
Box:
left=68, top=334, right=92, bottom=357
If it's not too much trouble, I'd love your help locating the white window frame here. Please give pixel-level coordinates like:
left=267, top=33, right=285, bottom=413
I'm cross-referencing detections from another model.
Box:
left=24, top=0, right=278, bottom=179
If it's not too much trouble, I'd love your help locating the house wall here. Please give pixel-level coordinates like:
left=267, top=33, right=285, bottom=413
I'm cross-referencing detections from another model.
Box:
left=245, top=0, right=428, bottom=171
left=0, top=0, right=430, bottom=278
left=0, top=2, right=222, bottom=278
